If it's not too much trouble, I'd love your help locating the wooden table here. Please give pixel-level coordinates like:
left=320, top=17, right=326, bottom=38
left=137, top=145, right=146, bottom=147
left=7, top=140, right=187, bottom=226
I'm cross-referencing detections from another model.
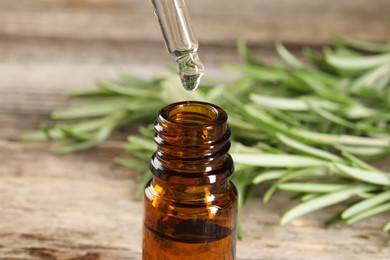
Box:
left=0, top=1, right=389, bottom=259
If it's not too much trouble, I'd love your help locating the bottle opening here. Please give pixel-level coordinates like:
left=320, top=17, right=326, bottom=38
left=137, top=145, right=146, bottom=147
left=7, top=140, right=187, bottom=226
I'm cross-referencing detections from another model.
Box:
left=162, top=101, right=225, bottom=126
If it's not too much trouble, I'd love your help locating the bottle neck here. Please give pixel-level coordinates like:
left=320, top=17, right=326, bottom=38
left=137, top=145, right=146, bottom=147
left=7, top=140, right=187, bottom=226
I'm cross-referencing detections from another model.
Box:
left=149, top=101, right=234, bottom=198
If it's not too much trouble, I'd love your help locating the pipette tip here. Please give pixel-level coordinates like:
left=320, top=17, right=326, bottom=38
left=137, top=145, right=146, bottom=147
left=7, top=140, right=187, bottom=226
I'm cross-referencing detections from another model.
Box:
left=177, top=52, right=205, bottom=91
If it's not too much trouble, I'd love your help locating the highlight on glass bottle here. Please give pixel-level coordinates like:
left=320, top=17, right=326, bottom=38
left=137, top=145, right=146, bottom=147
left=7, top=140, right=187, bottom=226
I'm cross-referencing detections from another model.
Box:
left=143, top=101, right=238, bottom=260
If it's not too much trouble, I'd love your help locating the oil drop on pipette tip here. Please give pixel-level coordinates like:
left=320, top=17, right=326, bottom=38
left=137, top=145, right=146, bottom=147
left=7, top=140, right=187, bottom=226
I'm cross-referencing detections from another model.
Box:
left=177, top=51, right=204, bottom=91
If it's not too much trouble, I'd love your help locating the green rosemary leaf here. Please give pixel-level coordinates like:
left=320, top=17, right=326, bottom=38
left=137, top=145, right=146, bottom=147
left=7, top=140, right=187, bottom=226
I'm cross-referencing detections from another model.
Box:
left=250, top=94, right=309, bottom=111
left=342, top=103, right=378, bottom=119
left=325, top=51, right=390, bottom=70
left=21, top=128, right=63, bottom=142
left=276, top=133, right=343, bottom=162
left=326, top=53, right=390, bottom=72
left=232, top=153, right=329, bottom=168
left=308, top=102, right=386, bottom=134
left=255, top=143, right=285, bottom=154
left=22, top=117, right=115, bottom=142
left=245, top=105, right=390, bottom=147
left=263, top=168, right=327, bottom=203
left=138, top=126, right=155, bottom=137
left=335, top=36, right=390, bottom=53
left=280, top=185, right=376, bottom=225
left=52, top=99, right=130, bottom=119
left=252, top=170, right=287, bottom=185
left=336, top=147, right=378, bottom=171
left=278, top=183, right=353, bottom=193
left=300, top=193, right=321, bottom=202
left=52, top=127, right=112, bottom=155
left=296, top=73, right=352, bottom=104
left=307, top=102, right=356, bottom=128
left=303, top=48, right=339, bottom=75
left=250, top=93, right=340, bottom=112
left=225, top=64, right=292, bottom=85
left=226, top=116, right=258, bottom=132
left=330, top=44, right=363, bottom=58
left=290, top=129, right=389, bottom=147
left=127, top=136, right=156, bottom=152
left=350, top=64, right=390, bottom=94
left=334, top=163, right=390, bottom=186
left=275, top=42, right=304, bottom=68
left=57, top=126, right=94, bottom=141
left=346, top=202, right=390, bottom=224
left=243, top=105, right=295, bottom=133
left=267, top=110, right=305, bottom=128
left=123, top=149, right=151, bottom=161
left=384, top=222, right=390, bottom=232
left=334, top=145, right=390, bottom=159
left=99, top=81, right=160, bottom=98
left=115, top=157, right=148, bottom=171
left=237, top=39, right=265, bottom=67
left=342, top=191, right=390, bottom=219
left=237, top=221, right=245, bottom=240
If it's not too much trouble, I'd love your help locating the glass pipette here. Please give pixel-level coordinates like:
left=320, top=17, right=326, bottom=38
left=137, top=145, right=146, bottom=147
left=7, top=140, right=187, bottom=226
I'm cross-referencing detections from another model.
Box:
left=151, top=0, right=205, bottom=91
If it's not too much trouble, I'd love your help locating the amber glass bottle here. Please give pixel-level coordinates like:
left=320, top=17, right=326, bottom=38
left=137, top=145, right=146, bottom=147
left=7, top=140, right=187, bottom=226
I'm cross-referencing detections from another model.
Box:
left=143, top=101, right=238, bottom=260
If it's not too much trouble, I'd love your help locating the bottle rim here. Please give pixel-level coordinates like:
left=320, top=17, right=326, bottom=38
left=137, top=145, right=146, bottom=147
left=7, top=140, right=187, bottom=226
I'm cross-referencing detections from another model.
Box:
left=158, top=101, right=228, bottom=128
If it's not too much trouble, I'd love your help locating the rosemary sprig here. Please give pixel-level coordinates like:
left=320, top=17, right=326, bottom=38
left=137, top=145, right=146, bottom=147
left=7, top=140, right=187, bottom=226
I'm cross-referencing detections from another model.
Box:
left=22, top=37, right=390, bottom=241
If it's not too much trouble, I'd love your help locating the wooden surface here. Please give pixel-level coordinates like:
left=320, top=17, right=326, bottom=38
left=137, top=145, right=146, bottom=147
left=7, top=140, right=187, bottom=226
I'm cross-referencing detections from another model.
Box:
left=0, top=0, right=390, bottom=259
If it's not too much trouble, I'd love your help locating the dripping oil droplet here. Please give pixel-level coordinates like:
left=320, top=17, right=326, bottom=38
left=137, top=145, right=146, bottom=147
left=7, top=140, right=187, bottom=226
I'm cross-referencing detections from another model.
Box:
left=177, top=51, right=204, bottom=91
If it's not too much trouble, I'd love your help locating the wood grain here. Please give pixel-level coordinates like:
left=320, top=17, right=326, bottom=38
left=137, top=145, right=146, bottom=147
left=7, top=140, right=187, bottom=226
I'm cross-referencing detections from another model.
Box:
left=0, top=0, right=389, bottom=45
left=0, top=141, right=142, bottom=260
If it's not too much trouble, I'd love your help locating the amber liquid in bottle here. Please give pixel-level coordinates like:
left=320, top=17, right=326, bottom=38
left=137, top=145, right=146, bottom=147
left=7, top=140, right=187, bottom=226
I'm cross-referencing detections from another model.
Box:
left=143, top=101, right=238, bottom=260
